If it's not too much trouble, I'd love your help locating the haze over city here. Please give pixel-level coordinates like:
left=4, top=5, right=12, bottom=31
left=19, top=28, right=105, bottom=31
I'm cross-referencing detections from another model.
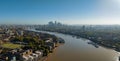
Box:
left=0, top=0, right=120, bottom=25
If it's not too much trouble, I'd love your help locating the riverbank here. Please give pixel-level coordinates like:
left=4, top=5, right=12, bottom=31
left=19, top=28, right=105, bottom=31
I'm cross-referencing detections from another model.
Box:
left=34, top=29, right=119, bottom=61
left=36, top=29, right=120, bottom=52
left=39, top=43, right=62, bottom=61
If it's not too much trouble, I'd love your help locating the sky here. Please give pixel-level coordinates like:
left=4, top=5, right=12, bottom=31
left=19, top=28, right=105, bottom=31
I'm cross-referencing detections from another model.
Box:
left=0, top=0, right=120, bottom=25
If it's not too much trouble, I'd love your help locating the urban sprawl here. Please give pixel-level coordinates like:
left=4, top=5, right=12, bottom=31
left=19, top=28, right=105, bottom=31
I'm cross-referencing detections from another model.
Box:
left=0, top=25, right=65, bottom=61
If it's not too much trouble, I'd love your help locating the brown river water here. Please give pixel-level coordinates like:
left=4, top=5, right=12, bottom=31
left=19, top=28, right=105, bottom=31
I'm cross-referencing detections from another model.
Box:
left=33, top=30, right=120, bottom=61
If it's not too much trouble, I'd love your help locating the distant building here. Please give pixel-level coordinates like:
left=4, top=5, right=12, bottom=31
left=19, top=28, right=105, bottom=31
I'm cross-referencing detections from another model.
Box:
left=17, top=30, right=24, bottom=36
left=55, top=21, right=57, bottom=25
left=48, top=21, right=62, bottom=26
left=48, top=21, right=54, bottom=26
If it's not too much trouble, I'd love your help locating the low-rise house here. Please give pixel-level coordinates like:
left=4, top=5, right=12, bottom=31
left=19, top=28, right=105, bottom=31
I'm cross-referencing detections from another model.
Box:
left=20, top=49, right=43, bottom=61
left=45, top=42, right=55, bottom=49
left=22, top=55, right=29, bottom=61
left=45, top=38, right=53, bottom=42
left=35, top=51, right=43, bottom=59
left=45, top=38, right=56, bottom=49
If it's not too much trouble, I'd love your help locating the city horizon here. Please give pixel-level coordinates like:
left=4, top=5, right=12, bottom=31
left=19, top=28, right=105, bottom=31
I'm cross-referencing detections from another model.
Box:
left=1, top=21, right=120, bottom=25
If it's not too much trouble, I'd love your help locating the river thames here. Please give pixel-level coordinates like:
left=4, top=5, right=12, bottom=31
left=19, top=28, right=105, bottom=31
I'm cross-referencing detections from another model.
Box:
left=33, top=30, right=120, bottom=61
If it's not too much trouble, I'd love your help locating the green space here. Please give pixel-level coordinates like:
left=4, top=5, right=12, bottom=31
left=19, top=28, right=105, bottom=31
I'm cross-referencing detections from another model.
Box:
left=2, top=43, right=22, bottom=49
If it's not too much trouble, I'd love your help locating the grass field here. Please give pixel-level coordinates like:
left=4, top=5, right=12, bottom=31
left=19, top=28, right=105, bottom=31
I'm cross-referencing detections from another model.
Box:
left=2, top=43, right=22, bottom=49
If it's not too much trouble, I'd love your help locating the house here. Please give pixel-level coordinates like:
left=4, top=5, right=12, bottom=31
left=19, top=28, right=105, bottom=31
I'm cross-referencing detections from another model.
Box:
left=21, top=50, right=43, bottom=61
left=45, top=38, right=53, bottom=42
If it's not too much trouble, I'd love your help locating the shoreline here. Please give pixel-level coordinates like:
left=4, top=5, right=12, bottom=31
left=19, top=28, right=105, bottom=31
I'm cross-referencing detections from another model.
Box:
left=39, top=43, right=62, bottom=61
left=36, top=29, right=120, bottom=52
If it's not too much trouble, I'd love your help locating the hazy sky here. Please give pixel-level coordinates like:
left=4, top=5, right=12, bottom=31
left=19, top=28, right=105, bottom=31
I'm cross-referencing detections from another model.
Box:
left=0, top=0, right=120, bottom=24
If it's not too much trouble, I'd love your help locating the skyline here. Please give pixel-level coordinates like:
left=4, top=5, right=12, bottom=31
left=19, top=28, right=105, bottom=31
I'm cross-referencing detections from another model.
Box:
left=0, top=0, right=120, bottom=25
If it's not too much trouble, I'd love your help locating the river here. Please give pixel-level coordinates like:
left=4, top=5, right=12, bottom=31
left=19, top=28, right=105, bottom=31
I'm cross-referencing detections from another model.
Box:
left=32, top=29, right=120, bottom=61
